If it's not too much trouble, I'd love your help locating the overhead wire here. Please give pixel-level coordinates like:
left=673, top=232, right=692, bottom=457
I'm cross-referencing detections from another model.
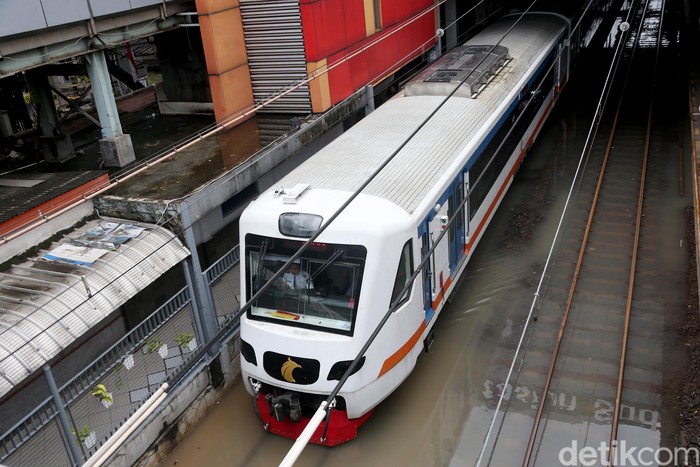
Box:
left=0, top=0, right=448, bottom=243
left=473, top=1, right=642, bottom=466
left=273, top=2, right=556, bottom=465
left=0, top=0, right=472, bottom=407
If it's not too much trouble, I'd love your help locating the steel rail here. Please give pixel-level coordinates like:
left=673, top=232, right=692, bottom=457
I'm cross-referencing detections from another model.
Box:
left=521, top=1, right=654, bottom=465
left=608, top=1, right=664, bottom=464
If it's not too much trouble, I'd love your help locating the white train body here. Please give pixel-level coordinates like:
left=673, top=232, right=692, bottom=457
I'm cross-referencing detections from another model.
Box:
left=239, top=13, right=571, bottom=445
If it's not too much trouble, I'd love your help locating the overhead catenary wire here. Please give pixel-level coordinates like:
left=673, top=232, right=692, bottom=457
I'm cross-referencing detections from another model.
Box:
left=0, top=0, right=472, bottom=363
left=162, top=0, right=501, bottom=406
left=473, top=2, right=643, bottom=467
left=1, top=1, right=498, bottom=461
left=0, top=0, right=449, bottom=244
left=273, top=2, right=560, bottom=465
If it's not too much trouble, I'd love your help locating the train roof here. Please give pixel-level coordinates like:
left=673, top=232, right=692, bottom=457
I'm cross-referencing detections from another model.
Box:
left=275, top=13, right=568, bottom=215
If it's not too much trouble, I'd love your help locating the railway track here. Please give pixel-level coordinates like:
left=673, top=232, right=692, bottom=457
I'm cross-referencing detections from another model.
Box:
left=514, top=1, right=670, bottom=465
left=457, top=0, right=691, bottom=465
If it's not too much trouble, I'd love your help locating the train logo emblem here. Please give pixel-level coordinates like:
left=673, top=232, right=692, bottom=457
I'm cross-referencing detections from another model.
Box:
left=281, top=357, right=302, bottom=383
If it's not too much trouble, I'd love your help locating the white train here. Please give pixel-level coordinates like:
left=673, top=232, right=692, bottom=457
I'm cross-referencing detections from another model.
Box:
left=239, top=11, right=573, bottom=445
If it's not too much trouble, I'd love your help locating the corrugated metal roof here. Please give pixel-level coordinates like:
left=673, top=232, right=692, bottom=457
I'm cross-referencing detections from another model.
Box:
left=0, top=219, right=189, bottom=398
left=276, top=14, right=567, bottom=213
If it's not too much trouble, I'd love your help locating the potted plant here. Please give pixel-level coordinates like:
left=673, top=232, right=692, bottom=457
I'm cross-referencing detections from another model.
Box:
left=122, top=353, right=134, bottom=370
left=73, top=424, right=96, bottom=449
left=92, top=383, right=113, bottom=408
left=176, top=331, right=197, bottom=352
left=147, top=338, right=168, bottom=358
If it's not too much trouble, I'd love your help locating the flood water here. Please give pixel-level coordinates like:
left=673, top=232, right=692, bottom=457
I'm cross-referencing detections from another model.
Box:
left=160, top=33, right=690, bottom=467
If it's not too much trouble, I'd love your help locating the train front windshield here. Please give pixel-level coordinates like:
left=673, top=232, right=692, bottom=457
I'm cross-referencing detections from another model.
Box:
left=245, top=234, right=366, bottom=334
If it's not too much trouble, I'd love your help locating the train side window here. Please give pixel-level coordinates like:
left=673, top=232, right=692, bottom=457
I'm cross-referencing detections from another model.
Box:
left=390, top=240, right=414, bottom=308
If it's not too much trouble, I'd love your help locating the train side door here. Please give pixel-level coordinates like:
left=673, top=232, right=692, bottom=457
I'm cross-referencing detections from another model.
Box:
left=421, top=233, right=431, bottom=317
left=429, top=202, right=450, bottom=308
left=449, top=178, right=465, bottom=272
left=464, top=172, right=471, bottom=246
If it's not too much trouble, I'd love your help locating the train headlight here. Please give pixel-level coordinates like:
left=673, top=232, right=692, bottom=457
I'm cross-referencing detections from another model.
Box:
left=327, top=357, right=366, bottom=381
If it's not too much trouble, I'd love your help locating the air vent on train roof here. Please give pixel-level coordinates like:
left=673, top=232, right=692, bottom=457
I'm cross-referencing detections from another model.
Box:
left=405, top=45, right=510, bottom=99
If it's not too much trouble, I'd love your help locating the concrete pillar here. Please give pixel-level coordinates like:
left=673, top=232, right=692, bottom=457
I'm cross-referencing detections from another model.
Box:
left=85, top=50, right=135, bottom=167
left=196, top=0, right=255, bottom=124
left=364, top=85, right=375, bottom=114
left=445, top=0, right=458, bottom=51
left=180, top=206, right=218, bottom=345
left=25, top=73, right=75, bottom=163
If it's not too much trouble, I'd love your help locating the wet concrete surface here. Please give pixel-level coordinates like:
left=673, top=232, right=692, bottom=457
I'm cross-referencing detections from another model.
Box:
left=104, top=117, right=263, bottom=200
left=62, top=104, right=215, bottom=174
left=63, top=98, right=301, bottom=201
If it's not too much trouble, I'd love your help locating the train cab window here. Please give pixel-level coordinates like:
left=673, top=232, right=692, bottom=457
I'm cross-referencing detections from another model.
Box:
left=245, top=234, right=366, bottom=335
left=390, top=240, right=414, bottom=308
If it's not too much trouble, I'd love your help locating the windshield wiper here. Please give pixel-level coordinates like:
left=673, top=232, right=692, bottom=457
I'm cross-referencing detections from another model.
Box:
left=253, top=239, right=269, bottom=290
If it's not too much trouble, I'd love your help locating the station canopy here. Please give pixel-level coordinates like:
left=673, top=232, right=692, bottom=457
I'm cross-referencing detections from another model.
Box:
left=0, top=219, right=190, bottom=398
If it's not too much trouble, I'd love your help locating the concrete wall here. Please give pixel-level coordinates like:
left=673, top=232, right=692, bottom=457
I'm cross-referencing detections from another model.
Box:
left=93, top=86, right=372, bottom=248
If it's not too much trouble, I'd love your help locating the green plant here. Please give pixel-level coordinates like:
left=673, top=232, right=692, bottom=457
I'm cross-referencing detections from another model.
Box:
left=147, top=338, right=162, bottom=354
left=72, top=424, right=91, bottom=444
left=176, top=331, right=194, bottom=348
left=91, top=383, right=112, bottom=403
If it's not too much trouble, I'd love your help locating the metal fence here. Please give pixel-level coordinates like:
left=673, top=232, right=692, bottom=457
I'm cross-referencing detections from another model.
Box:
left=0, top=245, right=241, bottom=466
left=205, top=245, right=241, bottom=329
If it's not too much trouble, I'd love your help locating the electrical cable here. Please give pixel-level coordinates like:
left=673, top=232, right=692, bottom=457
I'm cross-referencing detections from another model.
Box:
left=0, top=0, right=452, bottom=242
left=0, top=4, right=597, bottom=462
left=0, top=0, right=493, bottom=460
left=473, top=2, right=642, bottom=466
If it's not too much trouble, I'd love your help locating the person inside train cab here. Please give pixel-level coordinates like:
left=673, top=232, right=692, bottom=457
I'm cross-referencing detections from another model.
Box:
left=283, top=259, right=314, bottom=290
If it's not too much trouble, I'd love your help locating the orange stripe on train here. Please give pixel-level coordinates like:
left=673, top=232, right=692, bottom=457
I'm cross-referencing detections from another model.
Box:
left=378, top=98, right=556, bottom=379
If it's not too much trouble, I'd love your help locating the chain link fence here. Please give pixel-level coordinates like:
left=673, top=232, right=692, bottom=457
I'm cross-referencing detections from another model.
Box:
left=0, top=245, right=241, bottom=466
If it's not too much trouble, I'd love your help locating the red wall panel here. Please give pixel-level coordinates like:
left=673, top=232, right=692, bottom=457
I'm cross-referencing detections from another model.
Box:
left=301, top=0, right=366, bottom=62
left=327, top=13, right=436, bottom=106
left=303, top=0, right=436, bottom=108
left=381, top=0, right=427, bottom=28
